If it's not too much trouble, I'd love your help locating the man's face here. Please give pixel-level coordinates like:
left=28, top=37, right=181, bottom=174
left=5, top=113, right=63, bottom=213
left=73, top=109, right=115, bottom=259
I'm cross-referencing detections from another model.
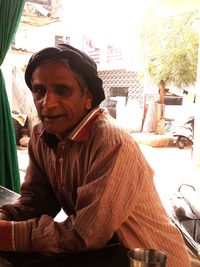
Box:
left=31, top=60, right=92, bottom=139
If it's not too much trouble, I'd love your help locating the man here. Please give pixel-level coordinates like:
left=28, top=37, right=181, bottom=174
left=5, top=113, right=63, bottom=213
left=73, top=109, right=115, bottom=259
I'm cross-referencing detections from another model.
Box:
left=0, top=44, right=190, bottom=266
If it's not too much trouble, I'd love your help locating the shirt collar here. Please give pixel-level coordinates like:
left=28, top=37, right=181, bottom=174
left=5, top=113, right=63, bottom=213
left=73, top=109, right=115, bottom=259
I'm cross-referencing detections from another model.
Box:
left=42, top=107, right=102, bottom=147
left=68, top=107, right=102, bottom=141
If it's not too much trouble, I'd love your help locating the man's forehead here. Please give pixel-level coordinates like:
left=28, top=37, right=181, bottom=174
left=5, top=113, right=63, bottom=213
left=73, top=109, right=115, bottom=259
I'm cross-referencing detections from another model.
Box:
left=34, top=58, right=71, bottom=69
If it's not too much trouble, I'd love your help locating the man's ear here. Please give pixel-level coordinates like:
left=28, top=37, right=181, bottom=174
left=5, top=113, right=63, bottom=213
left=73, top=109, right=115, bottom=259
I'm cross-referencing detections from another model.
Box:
left=84, top=88, right=92, bottom=110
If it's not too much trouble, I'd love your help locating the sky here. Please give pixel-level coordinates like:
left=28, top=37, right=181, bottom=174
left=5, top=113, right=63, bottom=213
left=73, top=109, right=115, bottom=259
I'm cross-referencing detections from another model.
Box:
left=62, top=0, right=200, bottom=45
left=62, top=0, right=148, bottom=42
left=152, top=0, right=200, bottom=16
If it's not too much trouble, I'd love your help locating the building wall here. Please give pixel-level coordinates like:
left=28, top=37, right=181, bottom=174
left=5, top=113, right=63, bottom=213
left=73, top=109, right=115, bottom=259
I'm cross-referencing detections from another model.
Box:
left=99, top=69, right=144, bottom=108
left=6, top=6, right=145, bottom=133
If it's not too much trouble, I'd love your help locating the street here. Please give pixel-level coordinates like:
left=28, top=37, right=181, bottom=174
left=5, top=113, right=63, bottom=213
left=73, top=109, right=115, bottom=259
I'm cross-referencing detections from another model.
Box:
left=139, top=144, right=200, bottom=213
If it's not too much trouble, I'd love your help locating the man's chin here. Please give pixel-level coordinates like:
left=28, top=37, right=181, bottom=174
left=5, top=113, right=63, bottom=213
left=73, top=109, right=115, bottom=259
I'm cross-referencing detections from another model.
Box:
left=42, top=120, right=76, bottom=139
left=44, top=125, right=71, bottom=139
left=44, top=125, right=62, bottom=136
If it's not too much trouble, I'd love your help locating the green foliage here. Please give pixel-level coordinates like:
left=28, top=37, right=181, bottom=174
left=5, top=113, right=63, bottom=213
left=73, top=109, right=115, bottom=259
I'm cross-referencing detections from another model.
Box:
left=140, top=9, right=199, bottom=89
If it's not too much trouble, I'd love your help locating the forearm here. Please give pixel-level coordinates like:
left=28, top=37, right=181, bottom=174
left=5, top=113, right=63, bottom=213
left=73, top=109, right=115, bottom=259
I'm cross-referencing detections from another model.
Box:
left=0, top=215, right=86, bottom=255
left=0, top=164, right=61, bottom=221
left=0, top=191, right=60, bottom=222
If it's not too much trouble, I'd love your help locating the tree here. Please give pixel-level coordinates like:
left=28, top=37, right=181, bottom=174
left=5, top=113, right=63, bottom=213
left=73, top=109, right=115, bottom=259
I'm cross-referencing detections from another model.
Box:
left=140, top=9, right=199, bottom=92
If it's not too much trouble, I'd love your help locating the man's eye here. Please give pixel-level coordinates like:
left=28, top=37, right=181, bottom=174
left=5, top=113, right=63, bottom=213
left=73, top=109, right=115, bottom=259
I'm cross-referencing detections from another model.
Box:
left=54, top=85, right=72, bottom=96
left=32, top=86, right=46, bottom=98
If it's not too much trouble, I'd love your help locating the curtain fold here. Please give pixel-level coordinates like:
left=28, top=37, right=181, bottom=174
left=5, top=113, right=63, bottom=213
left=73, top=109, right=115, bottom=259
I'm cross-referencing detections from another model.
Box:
left=0, top=0, right=26, bottom=193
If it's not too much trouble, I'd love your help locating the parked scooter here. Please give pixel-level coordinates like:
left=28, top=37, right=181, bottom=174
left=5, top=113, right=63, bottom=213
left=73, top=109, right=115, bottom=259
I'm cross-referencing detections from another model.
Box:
left=172, top=116, right=194, bottom=149
left=170, top=183, right=200, bottom=258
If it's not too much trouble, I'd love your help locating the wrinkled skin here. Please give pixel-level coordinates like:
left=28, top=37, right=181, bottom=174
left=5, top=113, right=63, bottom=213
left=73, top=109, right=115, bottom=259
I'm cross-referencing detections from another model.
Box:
left=31, top=60, right=92, bottom=139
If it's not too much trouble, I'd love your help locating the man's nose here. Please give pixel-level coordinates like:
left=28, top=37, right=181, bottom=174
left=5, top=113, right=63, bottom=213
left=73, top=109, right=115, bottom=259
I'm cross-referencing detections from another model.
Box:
left=42, top=88, right=58, bottom=109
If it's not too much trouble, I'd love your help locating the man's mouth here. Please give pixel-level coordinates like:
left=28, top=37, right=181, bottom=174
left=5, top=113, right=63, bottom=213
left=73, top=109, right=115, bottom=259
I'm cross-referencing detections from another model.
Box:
left=43, top=115, right=66, bottom=122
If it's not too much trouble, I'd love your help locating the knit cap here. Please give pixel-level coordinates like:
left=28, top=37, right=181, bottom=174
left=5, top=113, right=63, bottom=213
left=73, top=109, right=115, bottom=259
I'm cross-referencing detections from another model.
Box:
left=25, top=43, right=105, bottom=107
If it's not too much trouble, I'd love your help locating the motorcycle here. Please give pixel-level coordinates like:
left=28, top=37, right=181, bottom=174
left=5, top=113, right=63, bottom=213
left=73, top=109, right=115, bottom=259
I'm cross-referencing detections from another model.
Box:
left=172, top=116, right=194, bottom=149
left=170, top=184, right=200, bottom=259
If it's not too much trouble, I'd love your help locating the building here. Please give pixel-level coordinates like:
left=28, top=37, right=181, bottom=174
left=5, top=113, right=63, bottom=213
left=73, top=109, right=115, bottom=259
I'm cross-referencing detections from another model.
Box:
left=5, top=0, right=145, bottom=136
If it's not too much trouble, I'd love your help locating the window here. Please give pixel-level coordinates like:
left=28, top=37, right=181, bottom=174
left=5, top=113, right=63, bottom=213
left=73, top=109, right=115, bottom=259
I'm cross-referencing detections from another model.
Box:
left=55, top=36, right=70, bottom=46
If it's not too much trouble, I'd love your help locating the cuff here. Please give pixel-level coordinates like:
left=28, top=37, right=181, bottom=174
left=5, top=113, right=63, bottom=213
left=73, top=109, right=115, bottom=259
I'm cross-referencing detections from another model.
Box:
left=13, top=220, right=30, bottom=253
left=0, top=220, right=13, bottom=251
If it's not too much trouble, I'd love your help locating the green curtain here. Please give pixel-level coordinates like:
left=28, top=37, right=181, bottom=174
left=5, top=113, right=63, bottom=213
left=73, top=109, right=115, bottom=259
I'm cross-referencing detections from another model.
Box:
left=0, top=0, right=25, bottom=193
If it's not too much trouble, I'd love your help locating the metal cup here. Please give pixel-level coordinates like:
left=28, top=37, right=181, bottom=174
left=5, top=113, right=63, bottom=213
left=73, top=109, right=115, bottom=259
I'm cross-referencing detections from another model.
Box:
left=127, top=248, right=167, bottom=267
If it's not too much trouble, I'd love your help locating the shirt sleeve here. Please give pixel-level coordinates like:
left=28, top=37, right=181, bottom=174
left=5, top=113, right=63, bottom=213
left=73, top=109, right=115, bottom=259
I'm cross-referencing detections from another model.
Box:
left=0, top=134, right=61, bottom=221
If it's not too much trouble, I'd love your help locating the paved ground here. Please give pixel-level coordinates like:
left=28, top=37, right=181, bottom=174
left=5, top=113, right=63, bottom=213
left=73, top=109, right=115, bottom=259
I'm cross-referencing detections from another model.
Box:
left=132, top=132, right=174, bottom=147
left=17, top=147, right=29, bottom=184
left=17, top=140, right=200, bottom=214
left=138, top=144, right=200, bottom=213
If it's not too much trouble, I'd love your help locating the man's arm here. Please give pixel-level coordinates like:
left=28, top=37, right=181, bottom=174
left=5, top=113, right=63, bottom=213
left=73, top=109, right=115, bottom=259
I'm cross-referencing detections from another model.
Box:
left=0, top=135, right=151, bottom=254
left=0, top=132, right=61, bottom=221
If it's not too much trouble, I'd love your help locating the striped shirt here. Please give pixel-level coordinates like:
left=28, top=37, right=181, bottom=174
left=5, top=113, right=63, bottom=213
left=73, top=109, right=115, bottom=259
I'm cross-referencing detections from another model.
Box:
left=0, top=107, right=190, bottom=266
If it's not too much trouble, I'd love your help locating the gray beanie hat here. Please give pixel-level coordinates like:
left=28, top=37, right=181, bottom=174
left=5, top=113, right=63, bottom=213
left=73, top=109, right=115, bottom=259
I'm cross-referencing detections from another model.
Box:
left=25, top=43, right=105, bottom=108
